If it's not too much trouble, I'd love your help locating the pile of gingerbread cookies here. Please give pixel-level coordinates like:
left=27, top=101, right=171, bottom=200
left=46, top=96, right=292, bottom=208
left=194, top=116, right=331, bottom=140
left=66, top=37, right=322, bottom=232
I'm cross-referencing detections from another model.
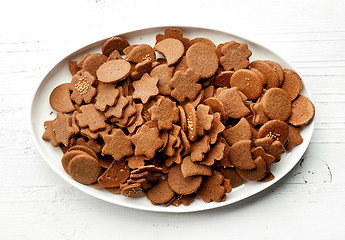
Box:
left=42, top=28, right=315, bottom=206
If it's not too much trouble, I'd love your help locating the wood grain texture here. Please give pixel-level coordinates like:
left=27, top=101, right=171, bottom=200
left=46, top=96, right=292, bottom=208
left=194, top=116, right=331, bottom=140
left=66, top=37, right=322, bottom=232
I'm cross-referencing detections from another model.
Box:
left=1, top=0, right=345, bottom=239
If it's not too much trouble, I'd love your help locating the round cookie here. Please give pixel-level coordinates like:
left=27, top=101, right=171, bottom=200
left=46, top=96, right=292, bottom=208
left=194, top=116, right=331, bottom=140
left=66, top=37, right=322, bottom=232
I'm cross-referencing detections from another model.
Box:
left=102, top=36, right=130, bottom=56
left=81, top=53, right=108, bottom=76
left=264, top=60, right=284, bottom=87
left=66, top=145, right=98, bottom=159
left=249, top=60, right=279, bottom=89
left=258, top=120, right=289, bottom=144
left=190, top=37, right=216, bottom=49
left=281, top=69, right=303, bottom=101
left=61, top=150, right=90, bottom=174
left=126, top=44, right=156, bottom=63
left=288, top=95, right=315, bottom=126
left=96, top=59, right=131, bottom=83
left=230, top=69, right=263, bottom=100
left=262, top=88, right=292, bottom=121
left=68, top=155, right=101, bottom=184
left=186, top=42, right=219, bottom=78
left=168, top=164, right=202, bottom=195
left=147, top=179, right=175, bottom=204
left=49, top=83, right=75, bottom=113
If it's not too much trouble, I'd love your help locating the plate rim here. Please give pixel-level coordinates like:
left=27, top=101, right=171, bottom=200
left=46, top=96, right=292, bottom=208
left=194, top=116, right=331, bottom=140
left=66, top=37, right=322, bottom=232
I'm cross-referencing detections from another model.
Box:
left=30, top=25, right=315, bottom=213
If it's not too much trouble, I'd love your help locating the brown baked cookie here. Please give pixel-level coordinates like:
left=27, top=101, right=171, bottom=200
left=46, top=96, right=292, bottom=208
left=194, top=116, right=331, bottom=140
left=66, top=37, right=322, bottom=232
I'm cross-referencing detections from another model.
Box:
left=230, top=69, right=263, bottom=100
left=250, top=100, right=270, bottom=126
left=68, top=61, right=80, bottom=76
left=219, top=167, right=245, bottom=188
left=127, top=103, right=145, bottom=134
left=132, top=73, right=159, bottom=104
left=69, top=71, right=97, bottom=105
left=98, top=161, right=130, bottom=187
left=61, top=150, right=90, bottom=174
left=168, top=164, right=202, bottom=195
left=216, top=87, right=251, bottom=119
left=214, top=71, right=233, bottom=88
left=288, top=95, right=315, bottom=126
left=207, top=112, right=225, bottom=144
left=203, top=97, right=227, bottom=123
left=147, top=178, right=175, bottom=204
left=150, top=64, right=174, bottom=95
left=181, top=155, right=212, bottom=178
left=254, top=137, right=285, bottom=162
left=229, top=140, right=256, bottom=170
left=68, top=155, right=101, bottom=184
left=281, top=69, right=303, bottom=101
left=104, top=89, right=129, bottom=119
left=154, top=38, right=184, bottom=66
left=49, top=83, right=75, bottom=113
left=264, top=60, right=284, bottom=87
left=75, top=137, right=102, bottom=154
left=186, top=42, right=219, bottom=78
left=102, top=129, right=134, bottom=161
left=108, top=50, right=123, bottom=61
left=131, top=123, right=163, bottom=159
left=249, top=60, right=279, bottom=89
left=80, top=124, right=112, bottom=140
left=196, top=104, right=214, bottom=137
left=126, top=44, right=156, bottom=63
left=219, top=41, right=252, bottom=71
left=53, top=112, right=75, bottom=147
left=66, top=145, right=98, bottom=159
left=190, top=37, right=216, bottom=49
left=76, top=104, right=107, bottom=132
left=190, top=135, right=210, bottom=162
left=200, top=139, right=226, bottom=166
left=156, top=28, right=191, bottom=52
left=96, top=59, right=131, bottom=83
left=102, top=36, right=130, bottom=56
left=261, top=88, right=292, bottom=121
left=81, top=53, right=108, bottom=76
left=285, top=125, right=303, bottom=151
left=236, top=156, right=267, bottom=181
left=94, top=83, right=119, bottom=111
left=149, top=97, right=179, bottom=130
left=197, top=170, right=228, bottom=203
left=222, top=118, right=252, bottom=146
left=258, top=120, right=289, bottom=144
left=42, top=120, right=59, bottom=147
left=130, top=59, right=153, bottom=81
left=251, top=146, right=275, bottom=169
left=170, top=68, right=201, bottom=103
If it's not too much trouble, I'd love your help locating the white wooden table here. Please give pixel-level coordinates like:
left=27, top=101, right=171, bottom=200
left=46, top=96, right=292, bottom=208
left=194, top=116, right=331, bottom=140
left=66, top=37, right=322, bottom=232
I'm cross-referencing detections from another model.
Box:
left=1, top=0, right=344, bottom=239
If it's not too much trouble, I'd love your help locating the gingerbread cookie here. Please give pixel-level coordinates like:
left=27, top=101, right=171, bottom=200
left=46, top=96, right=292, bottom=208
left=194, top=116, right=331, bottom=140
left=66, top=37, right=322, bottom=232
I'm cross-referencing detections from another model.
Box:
left=288, top=95, right=315, bottom=126
left=261, top=88, right=292, bottom=121
left=102, top=36, right=130, bottom=56
left=68, top=155, right=101, bottom=184
left=170, top=68, right=201, bottom=103
left=281, top=69, right=303, bottom=101
left=49, top=83, right=75, bottom=113
left=186, top=42, right=219, bottom=78
left=219, top=41, right=252, bottom=71
left=154, top=38, right=184, bottom=66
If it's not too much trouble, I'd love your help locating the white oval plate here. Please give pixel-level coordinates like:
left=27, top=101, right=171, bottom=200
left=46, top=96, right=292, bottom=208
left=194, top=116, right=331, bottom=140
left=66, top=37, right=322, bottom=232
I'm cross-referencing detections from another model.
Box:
left=30, top=26, right=314, bottom=213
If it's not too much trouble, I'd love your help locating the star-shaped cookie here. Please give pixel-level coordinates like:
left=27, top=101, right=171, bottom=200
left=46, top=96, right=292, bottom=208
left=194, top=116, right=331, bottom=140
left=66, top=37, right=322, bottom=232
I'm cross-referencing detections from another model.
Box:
left=131, top=123, right=163, bottom=159
left=102, top=129, right=134, bottom=161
